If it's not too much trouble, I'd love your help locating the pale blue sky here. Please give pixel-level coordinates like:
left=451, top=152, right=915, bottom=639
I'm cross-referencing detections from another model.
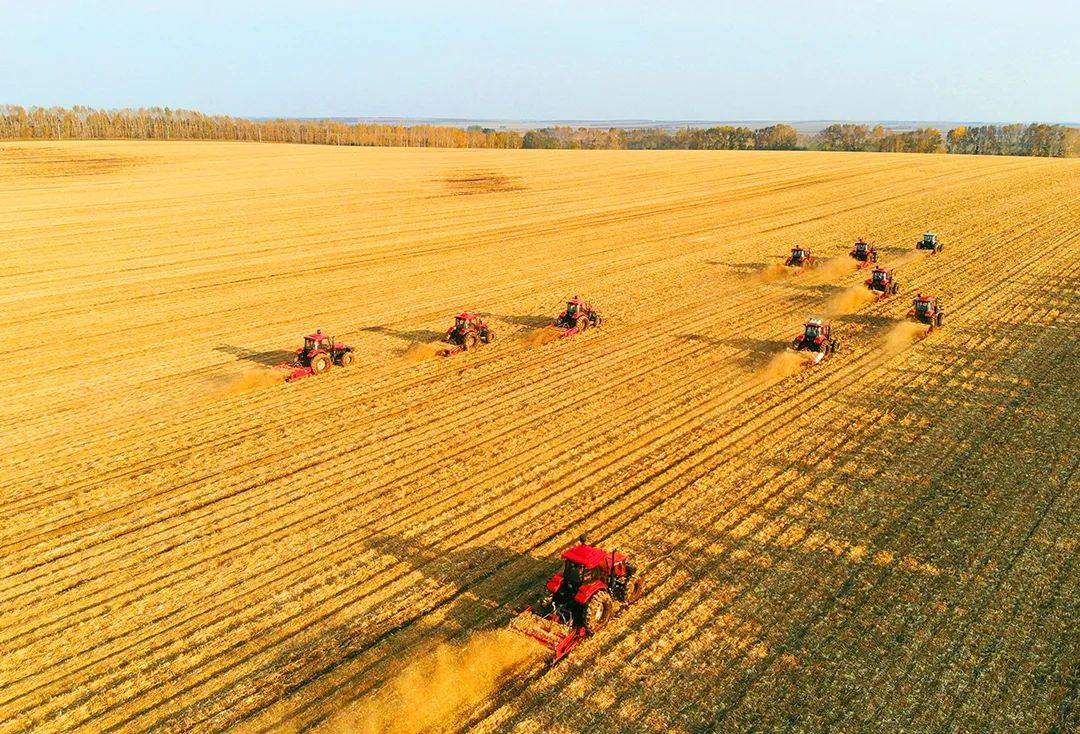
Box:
left=2, top=0, right=1077, bottom=122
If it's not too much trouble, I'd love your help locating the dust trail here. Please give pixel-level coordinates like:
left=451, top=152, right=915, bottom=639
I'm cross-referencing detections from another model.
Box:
left=522, top=326, right=560, bottom=347
left=322, top=630, right=543, bottom=734
left=807, top=256, right=856, bottom=282
left=212, top=369, right=285, bottom=397
left=883, top=321, right=930, bottom=354
left=824, top=285, right=878, bottom=316
left=759, top=350, right=816, bottom=379
left=759, top=263, right=795, bottom=282
left=402, top=342, right=443, bottom=362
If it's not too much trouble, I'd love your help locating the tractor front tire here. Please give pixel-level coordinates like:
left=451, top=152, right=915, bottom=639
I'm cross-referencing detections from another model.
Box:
left=311, top=354, right=331, bottom=374
left=463, top=333, right=479, bottom=351
left=338, top=352, right=355, bottom=367
left=625, top=576, right=644, bottom=604
left=584, top=591, right=613, bottom=635
left=575, top=316, right=589, bottom=333
left=481, top=329, right=494, bottom=344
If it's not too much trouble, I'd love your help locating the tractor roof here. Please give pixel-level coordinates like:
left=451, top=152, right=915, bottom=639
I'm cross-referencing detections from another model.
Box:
left=305, top=332, right=329, bottom=341
left=806, top=318, right=823, bottom=327
left=561, top=543, right=623, bottom=569
left=566, top=296, right=588, bottom=306
left=914, top=293, right=936, bottom=302
left=455, top=312, right=478, bottom=320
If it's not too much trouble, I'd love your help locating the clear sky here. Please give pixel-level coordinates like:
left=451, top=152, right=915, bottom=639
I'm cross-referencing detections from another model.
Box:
left=2, top=0, right=1077, bottom=122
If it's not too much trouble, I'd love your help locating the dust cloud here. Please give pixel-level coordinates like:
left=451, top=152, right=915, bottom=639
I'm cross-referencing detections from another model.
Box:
left=322, top=630, right=543, bottom=734
left=212, top=369, right=286, bottom=397
left=824, top=285, right=878, bottom=316
left=759, top=263, right=795, bottom=283
left=883, top=321, right=929, bottom=354
left=807, top=256, right=856, bottom=282
left=522, top=327, right=560, bottom=347
left=760, top=350, right=816, bottom=379
left=402, top=342, right=444, bottom=362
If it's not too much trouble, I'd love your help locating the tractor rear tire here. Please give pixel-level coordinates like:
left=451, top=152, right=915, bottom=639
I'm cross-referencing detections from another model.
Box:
left=625, top=576, right=644, bottom=604
left=584, top=590, right=613, bottom=635
left=311, top=354, right=331, bottom=374
left=481, top=329, right=494, bottom=343
left=575, top=316, right=589, bottom=332
left=338, top=352, right=355, bottom=367
left=463, top=333, right=479, bottom=351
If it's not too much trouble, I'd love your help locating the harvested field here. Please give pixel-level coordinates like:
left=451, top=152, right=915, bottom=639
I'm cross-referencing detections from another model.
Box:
left=0, top=141, right=1077, bottom=733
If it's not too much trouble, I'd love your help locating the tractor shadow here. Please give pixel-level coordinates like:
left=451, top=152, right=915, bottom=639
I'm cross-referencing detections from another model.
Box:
left=483, top=313, right=554, bottom=329
left=214, top=344, right=296, bottom=367
left=835, top=313, right=897, bottom=329
left=788, top=281, right=845, bottom=297
left=361, top=531, right=558, bottom=630
left=682, top=334, right=779, bottom=370
left=359, top=325, right=444, bottom=343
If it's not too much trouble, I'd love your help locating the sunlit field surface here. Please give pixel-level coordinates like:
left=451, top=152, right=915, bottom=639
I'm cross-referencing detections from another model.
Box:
left=0, top=141, right=1076, bottom=733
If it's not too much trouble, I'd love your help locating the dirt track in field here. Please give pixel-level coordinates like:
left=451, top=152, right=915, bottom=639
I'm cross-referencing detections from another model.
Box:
left=0, top=141, right=1077, bottom=733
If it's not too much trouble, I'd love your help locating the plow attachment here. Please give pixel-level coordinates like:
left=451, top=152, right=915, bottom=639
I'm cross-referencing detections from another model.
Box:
left=509, top=606, right=585, bottom=664
left=440, top=345, right=465, bottom=357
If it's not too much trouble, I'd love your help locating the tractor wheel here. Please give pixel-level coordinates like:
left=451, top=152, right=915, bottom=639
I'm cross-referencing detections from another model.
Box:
left=583, top=591, right=613, bottom=635
left=936, top=313, right=944, bottom=327
left=463, top=333, right=479, bottom=351
left=575, top=316, right=589, bottom=332
left=592, top=314, right=603, bottom=328
left=624, top=576, right=644, bottom=604
left=338, top=352, right=355, bottom=367
left=481, top=329, right=495, bottom=343
left=311, top=354, right=331, bottom=374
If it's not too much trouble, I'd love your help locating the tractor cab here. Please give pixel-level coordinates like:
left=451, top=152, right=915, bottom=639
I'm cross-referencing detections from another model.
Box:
left=453, top=313, right=476, bottom=331
left=303, top=331, right=332, bottom=353
left=854, top=239, right=870, bottom=254
left=565, top=297, right=586, bottom=318
left=912, top=295, right=936, bottom=314
left=790, top=247, right=808, bottom=263
left=922, top=232, right=938, bottom=246
left=804, top=319, right=824, bottom=341
left=871, top=268, right=889, bottom=284
left=909, top=293, right=944, bottom=328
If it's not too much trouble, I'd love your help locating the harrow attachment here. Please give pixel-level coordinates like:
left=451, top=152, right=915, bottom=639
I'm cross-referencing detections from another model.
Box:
left=509, top=606, right=585, bottom=664
left=278, top=363, right=316, bottom=382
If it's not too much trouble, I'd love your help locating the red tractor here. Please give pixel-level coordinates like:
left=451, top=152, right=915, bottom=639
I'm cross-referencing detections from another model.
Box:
left=850, top=238, right=878, bottom=266
left=510, top=536, right=643, bottom=664
left=550, top=296, right=602, bottom=338
left=790, top=318, right=840, bottom=364
left=441, top=312, right=494, bottom=356
left=908, top=293, right=945, bottom=330
left=917, top=232, right=943, bottom=254
left=865, top=266, right=900, bottom=298
left=279, top=330, right=355, bottom=381
left=785, top=246, right=816, bottom=269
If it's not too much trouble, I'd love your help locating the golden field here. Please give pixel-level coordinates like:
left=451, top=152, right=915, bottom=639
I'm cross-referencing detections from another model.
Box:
left=0, top=141, right=1077, bottom=733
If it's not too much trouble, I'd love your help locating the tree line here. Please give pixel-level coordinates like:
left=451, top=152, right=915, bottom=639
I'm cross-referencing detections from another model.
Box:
left=811, top=122, right=1079, bottom=156
left=1, top=105, right=1076, bottom=157
left=522, top=124, right=799, bottom=150
left=0, top=105, right=522, bottom=149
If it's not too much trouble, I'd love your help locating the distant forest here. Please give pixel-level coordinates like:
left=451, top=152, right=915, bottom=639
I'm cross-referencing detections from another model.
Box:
left=2, top=106, right=1077, bottom=158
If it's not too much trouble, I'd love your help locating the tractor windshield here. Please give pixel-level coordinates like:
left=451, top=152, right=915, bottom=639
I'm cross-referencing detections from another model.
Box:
left=923, top=234, right=935, bottom=243
left=562, top=561, right=600, bottom=587
left=793, top=249, right=805, bottom=258
left=805, top=325, right=821, bottom=339
left=566, top=303, right=579, bottom=317
left=455, top=317, right=466, bottom=329
left=873, top=271, right=886, bottom=282
left=915, top=300, right=931, bottom=312
left=856, top=243, right=866, bottom=251
left=304, top=338, right=316, bottom=350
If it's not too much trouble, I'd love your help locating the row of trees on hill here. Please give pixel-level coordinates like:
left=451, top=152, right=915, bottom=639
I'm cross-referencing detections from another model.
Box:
left=811, top=122, right=1080, bottom=156
left=0, top=105, right=522, bottom=148
left=1, top=105, right=1076, bottom=157
left=522, top=124, right=799, bottom=150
